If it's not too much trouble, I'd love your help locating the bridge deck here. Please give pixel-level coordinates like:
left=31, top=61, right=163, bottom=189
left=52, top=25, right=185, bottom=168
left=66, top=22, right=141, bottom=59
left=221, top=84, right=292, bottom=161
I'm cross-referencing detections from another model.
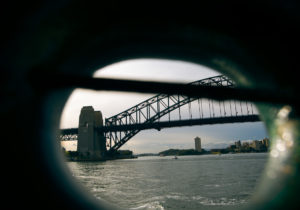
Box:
left=100, top=115, right=260, bottom=132
left=61, top=115, right=260, bottom=135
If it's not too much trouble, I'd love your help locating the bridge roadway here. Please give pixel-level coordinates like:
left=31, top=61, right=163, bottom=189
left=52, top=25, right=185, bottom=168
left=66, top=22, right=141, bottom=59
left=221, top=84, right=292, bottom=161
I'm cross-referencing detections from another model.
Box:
left=61, top=114, right=260, bottom=135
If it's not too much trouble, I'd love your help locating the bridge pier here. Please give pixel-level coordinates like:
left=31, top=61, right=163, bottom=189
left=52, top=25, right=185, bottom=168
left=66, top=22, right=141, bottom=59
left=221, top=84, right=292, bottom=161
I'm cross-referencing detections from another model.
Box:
left=77, top=106, right=107, bottom=160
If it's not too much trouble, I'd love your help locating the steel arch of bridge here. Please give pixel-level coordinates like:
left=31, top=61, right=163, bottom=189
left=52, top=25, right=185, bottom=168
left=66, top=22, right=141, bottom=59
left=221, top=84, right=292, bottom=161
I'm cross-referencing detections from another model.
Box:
left=104, top=75, right=257, bottom=152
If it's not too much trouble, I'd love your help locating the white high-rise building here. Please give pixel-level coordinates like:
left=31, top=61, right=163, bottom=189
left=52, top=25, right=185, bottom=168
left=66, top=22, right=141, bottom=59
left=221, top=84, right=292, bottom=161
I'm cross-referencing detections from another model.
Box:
left=194, top=137, right=202, bottom=152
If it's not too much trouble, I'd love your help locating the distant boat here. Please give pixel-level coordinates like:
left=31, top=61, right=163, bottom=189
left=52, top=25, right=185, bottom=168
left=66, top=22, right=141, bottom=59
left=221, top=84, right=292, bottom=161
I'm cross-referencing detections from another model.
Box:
left=173, top=156, right=178, bottom=160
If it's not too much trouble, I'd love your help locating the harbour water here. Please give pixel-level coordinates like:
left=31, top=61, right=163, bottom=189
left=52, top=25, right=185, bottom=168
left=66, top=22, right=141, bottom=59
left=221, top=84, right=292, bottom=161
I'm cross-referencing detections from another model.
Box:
left=66, top=153, right=268, bottom=210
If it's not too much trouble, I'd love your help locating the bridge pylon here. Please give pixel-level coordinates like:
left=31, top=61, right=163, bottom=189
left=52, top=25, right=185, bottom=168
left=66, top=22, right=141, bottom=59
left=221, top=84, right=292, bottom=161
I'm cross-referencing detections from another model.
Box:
left=77, top=106, right=107, bottom=160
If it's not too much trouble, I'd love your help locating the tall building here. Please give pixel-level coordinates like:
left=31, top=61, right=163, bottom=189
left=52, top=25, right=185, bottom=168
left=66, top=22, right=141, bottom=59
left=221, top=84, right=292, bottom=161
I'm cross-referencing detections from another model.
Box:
left=194, top=137, right=202, bottom=152
left=250, top=140, right=261, bottom=151
left=262, top=138, right=270, bottom=147
left=235, top=140, right=241, bottom=148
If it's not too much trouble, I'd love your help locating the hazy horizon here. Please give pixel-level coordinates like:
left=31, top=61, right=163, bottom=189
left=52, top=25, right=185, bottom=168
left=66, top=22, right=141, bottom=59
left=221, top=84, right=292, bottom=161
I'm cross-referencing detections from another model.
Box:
left=61, top=136, right=268, bottom=154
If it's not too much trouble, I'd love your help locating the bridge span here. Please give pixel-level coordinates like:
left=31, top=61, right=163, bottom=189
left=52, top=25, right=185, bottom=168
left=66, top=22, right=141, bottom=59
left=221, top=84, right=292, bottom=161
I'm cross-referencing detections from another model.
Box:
left=60, top=75, right=261, bottom=160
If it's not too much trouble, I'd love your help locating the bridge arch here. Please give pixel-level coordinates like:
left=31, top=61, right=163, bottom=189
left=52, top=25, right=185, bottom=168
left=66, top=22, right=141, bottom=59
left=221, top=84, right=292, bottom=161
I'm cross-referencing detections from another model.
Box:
left=60, top=74, right=261, bottom=154
left=104, top=75, right=259, bottom=153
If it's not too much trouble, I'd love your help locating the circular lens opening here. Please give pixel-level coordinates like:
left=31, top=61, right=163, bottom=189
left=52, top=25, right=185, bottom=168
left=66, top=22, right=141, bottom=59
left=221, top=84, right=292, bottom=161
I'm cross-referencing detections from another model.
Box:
left=59, top=59, right=269, bottom=209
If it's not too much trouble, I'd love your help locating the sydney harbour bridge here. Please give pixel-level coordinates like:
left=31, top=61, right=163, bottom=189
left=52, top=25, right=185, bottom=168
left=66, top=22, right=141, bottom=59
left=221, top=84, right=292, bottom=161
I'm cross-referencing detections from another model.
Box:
left=60, top=75, right=260, bottom=159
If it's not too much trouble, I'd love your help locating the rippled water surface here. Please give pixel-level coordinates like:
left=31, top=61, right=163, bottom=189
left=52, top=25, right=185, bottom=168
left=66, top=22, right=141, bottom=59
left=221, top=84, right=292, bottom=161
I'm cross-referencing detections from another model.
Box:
left=67, top=153, right=268, bottom=210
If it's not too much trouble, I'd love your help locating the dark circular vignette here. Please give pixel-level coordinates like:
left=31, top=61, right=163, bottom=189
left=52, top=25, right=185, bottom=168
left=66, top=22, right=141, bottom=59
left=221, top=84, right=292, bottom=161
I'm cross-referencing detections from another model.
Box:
left=2, top=1, right=300, bottom=209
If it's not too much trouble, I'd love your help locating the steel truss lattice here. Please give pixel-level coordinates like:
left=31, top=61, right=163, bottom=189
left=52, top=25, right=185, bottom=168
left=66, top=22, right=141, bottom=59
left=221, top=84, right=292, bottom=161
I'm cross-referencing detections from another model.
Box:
left=105, top=75, right=253, bottom=152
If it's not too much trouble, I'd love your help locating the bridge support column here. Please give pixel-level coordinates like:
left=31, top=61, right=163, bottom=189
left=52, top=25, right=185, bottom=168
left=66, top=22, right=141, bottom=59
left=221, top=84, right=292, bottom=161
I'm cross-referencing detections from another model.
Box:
left=77, top=106, right=107, bottom=160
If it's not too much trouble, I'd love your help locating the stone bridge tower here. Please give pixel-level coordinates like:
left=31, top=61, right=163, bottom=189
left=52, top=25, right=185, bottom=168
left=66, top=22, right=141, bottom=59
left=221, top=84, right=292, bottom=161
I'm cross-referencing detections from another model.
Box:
left=77, top=106, right=107, bottom=160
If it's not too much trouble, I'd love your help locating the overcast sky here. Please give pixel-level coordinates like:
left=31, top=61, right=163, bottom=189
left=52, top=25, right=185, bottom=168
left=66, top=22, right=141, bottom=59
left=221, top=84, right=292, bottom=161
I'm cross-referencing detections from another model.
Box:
left=60, top=59, right=268, bottom=153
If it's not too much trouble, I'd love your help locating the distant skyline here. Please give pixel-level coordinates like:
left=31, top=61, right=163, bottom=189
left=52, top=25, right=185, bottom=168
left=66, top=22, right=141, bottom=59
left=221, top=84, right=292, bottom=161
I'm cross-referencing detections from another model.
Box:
left=60, top=59, right=268, bottom=153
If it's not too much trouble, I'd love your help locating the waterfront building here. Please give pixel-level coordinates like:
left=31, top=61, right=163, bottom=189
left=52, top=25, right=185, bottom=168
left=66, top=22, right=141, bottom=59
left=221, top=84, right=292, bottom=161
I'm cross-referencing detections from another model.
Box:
left=235, top=140, right=242, bottom=148
left=227, top=138, right=270, bottom=153
left=194, top=137, right=202, bottom=152
left=242, top=142, right=250, bottom=148
left=262, top=138, right=270, bottom=147
left=250, top=140, right=261, bottom=151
